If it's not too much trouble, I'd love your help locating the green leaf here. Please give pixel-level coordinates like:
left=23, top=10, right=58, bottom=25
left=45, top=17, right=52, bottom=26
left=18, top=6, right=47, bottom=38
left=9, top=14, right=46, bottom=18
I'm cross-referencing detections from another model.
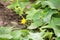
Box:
left=26, top=8, right=40, bottom=20
left=7, top=0, right=29, bottom=15
left=48, top=0, right=60, bottom=10
left=41, top=1, right=56, bottom=9
left=42, top=0, right=60, bottom=10
left=28, top=32, right=44, bottom=40
left=21, top=30, right=29, bottom=37
left=0, top=27, right=12, bottom=39
left=11, top=30, right=21, bottom=39
left=32, top=1, right=41, bottom=9
left=27, top=18, right=43, bottom=29
left=0, top=34, right=12, bottom=39
left=0, top=27, right=12, bottom=34
left=56, top=37, right=60, bottom=40
left=43, top=9, right=57, bottom=23
left=50, top=14, right=60, bottom=37
left=43, top=31, right=53, bottom=40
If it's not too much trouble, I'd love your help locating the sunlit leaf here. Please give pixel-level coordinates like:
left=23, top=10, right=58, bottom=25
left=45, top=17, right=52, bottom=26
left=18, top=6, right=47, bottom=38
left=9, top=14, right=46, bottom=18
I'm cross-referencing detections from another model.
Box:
left=28, top=32, right=44, bottom=40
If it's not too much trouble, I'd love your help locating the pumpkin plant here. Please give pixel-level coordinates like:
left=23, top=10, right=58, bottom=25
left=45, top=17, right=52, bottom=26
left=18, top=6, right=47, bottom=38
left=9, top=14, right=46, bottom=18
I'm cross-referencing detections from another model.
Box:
left=0, top=0, right=59, bottom=40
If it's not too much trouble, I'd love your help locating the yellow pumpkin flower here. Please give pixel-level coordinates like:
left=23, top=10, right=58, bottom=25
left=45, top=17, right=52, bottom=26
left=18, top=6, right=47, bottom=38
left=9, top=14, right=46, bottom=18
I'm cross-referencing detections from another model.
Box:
left=21, top=18, right=26, bottom=24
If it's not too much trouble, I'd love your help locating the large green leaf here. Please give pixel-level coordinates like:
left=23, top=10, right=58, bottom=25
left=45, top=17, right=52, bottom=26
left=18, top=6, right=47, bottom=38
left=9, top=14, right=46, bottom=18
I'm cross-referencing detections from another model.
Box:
left=42, top=31, right=53, bottom=40
left=42, top=0, right=60, bottom=10
left=56, top=37, right=60, bottom=40
left=20, top=30, right=29, bottom=37
left=26, top=8, right=40, bottom=20
left=43, top=9, right=57, bottom=24
left=11, top=30, right=21, bottom=39
left=0, top=34, right=12, bottom=39
left=27, top=18, right=43, bottom=29
left=11, top=30, right=29, bottom=40
left=41, top=1, right=56, bottom=9
left=50, top=14, right=60, bottom=37
left=28, top=32, right=44, bottom=40
left=0, top=27, right=12, bottom=34
left=48, top=0, right=60, bottom=10
left=0, top=27, right=12, bottom=39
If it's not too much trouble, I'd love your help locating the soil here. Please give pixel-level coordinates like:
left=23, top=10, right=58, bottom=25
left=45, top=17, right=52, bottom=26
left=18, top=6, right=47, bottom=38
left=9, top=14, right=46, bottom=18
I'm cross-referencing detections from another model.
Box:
left=0, top=2, right=26, bottom=29
left=0, top=0, right=35, bottom=28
